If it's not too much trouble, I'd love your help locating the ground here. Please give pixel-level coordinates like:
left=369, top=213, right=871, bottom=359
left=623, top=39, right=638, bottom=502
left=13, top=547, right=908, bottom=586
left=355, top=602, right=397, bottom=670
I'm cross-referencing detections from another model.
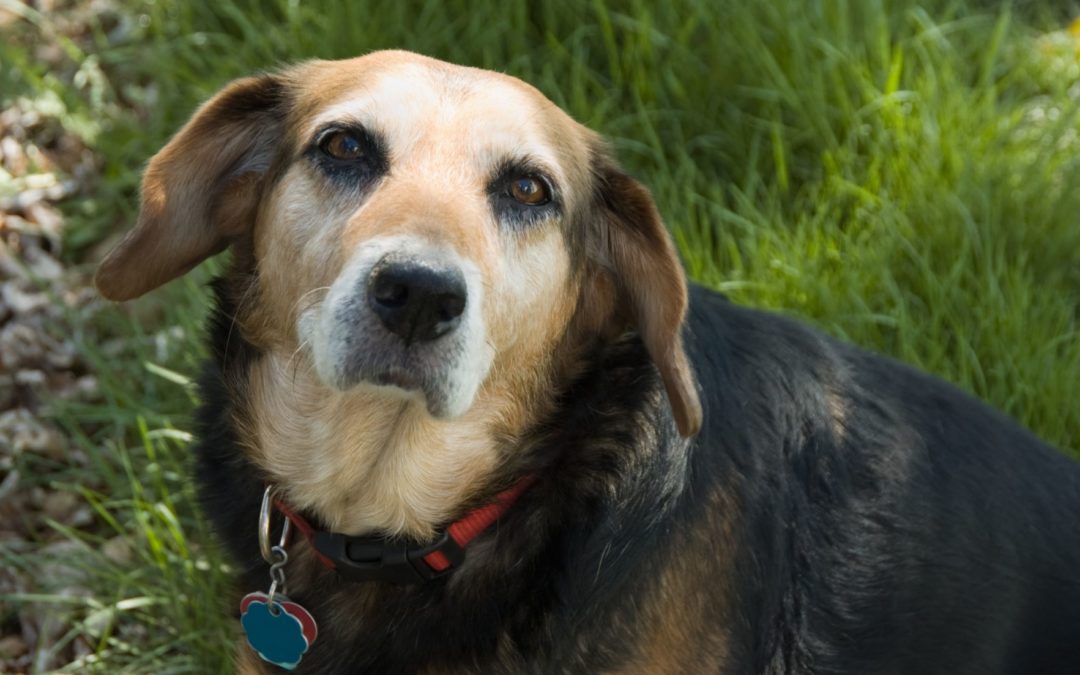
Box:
left=0, top=0, right=1078, bottom=672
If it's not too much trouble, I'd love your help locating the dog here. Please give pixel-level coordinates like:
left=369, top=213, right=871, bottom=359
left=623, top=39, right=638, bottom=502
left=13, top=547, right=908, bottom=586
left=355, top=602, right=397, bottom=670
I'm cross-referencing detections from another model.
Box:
left=95, top=51, right=1080, bottom=674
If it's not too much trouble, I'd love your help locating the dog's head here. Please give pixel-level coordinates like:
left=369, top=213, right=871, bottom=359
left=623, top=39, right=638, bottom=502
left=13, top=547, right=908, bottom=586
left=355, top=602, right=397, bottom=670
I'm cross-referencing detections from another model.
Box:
left=97, top=51, right=701, bottom=442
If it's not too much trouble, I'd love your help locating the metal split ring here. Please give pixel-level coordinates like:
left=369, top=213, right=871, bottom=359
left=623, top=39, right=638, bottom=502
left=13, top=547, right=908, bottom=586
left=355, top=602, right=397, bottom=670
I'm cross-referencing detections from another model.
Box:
left=258, top=485, right=292, bottom=565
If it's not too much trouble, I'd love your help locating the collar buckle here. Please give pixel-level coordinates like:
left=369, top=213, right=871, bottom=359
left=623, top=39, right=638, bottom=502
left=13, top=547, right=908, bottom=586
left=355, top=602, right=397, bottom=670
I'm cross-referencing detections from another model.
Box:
left=312, top=529, right=466, bottom=585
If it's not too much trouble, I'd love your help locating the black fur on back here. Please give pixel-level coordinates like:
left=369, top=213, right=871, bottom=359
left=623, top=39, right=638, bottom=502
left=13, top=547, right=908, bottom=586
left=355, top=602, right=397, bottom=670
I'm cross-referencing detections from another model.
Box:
left=195, top=280, right=1080, bottom=674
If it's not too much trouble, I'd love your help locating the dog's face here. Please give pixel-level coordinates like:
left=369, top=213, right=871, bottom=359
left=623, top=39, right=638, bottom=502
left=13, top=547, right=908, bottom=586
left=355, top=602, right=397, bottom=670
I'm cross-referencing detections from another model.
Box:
left=272, top=55, right=596, bottom=419
left=95, top=51, right=701, bottom=532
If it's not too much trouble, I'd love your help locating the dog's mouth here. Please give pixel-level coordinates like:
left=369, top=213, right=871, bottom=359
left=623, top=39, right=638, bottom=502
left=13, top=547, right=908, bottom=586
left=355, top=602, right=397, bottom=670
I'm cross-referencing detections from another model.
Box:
left=372, top=367, right=421, bottom=392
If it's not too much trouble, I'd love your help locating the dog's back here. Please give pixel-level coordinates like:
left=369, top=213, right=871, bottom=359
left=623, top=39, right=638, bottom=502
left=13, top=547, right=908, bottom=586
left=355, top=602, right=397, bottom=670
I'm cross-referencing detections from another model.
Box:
left=685, top=286, right=1080, bottom=673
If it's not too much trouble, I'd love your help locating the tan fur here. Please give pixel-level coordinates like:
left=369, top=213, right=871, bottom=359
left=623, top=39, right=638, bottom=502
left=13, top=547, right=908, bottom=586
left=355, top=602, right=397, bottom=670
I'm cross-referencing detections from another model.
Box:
left=609, top=487, right=736, bottom=675
left=235, top=642, right=271, bottom=674
left=825, top=386, right=849, bottom=442
left=247, top=352, right=542, bottom=537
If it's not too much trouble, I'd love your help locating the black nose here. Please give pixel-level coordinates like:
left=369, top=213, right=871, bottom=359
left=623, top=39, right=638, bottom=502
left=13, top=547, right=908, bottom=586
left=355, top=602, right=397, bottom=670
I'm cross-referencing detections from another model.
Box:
left=367, top=258, right=467, bottom=344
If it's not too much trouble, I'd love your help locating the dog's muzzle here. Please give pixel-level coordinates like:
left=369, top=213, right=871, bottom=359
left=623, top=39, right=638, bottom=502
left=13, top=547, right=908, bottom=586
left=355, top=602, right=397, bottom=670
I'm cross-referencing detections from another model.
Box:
left=303, top=239, right=492, bottom=419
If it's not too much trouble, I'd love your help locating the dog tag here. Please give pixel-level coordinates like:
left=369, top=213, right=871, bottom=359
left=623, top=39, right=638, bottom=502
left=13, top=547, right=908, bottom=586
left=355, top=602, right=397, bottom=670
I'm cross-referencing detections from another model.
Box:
left=241, top=591, right=318, bottom=670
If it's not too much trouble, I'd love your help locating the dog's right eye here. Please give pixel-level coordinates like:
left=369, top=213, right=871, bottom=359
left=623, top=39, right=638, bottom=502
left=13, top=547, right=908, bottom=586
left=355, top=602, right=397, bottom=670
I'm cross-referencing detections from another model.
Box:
left=320, top=131, right=365, bottom=161
left=307, top=125, right=388, bottom=187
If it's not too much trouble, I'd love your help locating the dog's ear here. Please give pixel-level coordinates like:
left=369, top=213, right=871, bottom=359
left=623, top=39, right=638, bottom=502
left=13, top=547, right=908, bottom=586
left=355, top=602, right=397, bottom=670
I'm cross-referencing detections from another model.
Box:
left=95, top=74, right=288, bottom=301
left=588, top=150, right=702, bottom=438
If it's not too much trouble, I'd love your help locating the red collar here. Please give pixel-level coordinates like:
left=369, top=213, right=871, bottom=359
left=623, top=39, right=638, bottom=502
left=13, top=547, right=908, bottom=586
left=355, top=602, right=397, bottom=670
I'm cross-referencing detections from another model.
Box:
left=273, top=475, right=536, bottom=584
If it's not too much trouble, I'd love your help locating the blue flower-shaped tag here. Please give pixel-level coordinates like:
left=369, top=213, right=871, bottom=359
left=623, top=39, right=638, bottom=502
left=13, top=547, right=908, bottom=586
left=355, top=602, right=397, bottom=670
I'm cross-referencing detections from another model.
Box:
left=241, top=592, right=318, bottom=670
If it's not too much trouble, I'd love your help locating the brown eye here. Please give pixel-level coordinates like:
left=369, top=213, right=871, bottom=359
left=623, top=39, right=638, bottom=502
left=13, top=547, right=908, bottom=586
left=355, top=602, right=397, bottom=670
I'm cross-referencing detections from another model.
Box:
left=321, top=131, right=365, bottom=160
left=509, top=175, right=550, bottom=205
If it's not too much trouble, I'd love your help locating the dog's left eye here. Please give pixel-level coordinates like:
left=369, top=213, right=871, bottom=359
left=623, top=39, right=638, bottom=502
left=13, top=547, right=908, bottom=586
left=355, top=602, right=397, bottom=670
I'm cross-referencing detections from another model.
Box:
left=509, top=175, right=550, bottom=205
left=488, top=163, right=560, bottom=228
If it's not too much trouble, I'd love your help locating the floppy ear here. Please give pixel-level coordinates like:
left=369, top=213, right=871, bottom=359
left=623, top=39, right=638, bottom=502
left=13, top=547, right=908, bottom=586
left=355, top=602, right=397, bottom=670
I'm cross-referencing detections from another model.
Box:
left=95, top=74, right=288, bottom=301
left=590, top=152, right=703, bottom=438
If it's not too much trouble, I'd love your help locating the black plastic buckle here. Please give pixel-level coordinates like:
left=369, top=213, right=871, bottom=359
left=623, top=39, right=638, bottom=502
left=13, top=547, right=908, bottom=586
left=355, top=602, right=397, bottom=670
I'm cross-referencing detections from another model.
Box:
left=312, top=529, right=466, bottom=585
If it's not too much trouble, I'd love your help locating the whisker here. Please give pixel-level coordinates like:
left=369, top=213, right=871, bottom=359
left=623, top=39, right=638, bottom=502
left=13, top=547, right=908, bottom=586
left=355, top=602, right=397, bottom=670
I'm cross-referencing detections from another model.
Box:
left=292, top=285, right=333, bottom=317
left=222, top=278, right=259, bottom=371
left=288, top=339, right=312, bottom=386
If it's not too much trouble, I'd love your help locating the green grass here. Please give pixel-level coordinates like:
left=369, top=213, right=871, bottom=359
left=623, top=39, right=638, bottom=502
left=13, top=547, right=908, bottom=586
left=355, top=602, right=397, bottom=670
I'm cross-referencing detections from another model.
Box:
left=2, top=0, right=1079, bottom=671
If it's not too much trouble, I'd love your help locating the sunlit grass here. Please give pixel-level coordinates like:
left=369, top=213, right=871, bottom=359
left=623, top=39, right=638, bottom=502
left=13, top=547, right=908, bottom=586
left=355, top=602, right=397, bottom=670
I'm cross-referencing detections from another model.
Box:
left=1, top=0, right=1078, bottom=670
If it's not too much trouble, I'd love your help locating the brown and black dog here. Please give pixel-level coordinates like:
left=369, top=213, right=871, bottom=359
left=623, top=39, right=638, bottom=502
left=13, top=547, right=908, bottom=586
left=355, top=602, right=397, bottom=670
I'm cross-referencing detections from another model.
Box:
left=96, top=51, right=1080, bottom=674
